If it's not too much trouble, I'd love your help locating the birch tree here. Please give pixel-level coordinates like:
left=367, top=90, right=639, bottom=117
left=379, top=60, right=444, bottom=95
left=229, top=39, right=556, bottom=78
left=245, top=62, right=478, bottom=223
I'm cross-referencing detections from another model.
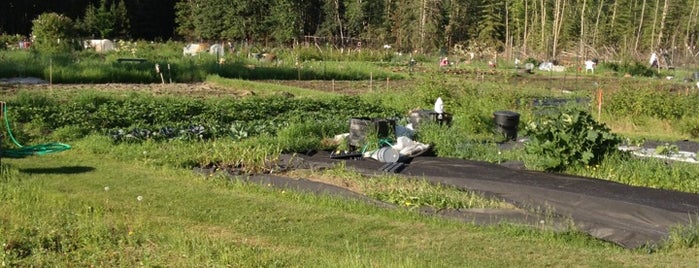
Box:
left=656, top=0, right=669, bottom=49
left=552, top=0, right=567, bottom=58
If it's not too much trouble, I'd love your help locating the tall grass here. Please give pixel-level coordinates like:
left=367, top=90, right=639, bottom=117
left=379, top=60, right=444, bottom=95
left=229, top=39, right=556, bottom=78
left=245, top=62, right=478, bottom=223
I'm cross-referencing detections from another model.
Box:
left=665, top=219, right=699, bottom=249
left=205, top=75, right=339, bottom=98
left=0, top=50, right=44, bottom=78
left=0, top=44, right=406, bottom=83
left=568, top=152, right=699, bottom=194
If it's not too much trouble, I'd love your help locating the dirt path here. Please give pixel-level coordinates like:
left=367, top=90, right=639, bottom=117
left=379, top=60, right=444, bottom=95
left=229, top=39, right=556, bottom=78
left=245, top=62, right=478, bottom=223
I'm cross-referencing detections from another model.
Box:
left=0, top=82, right=258, bottom=98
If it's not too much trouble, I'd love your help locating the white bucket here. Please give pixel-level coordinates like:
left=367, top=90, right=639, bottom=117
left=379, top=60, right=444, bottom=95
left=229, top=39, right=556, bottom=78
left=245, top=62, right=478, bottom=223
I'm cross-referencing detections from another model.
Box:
left=376, top=147, right=399, bottom=163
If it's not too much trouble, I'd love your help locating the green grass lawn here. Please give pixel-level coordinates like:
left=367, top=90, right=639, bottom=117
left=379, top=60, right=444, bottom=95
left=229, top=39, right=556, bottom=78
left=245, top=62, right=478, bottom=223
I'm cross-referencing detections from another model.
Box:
left=2, top=51, right=699, bottom=266
left=1, top=143, right=697, bottom=267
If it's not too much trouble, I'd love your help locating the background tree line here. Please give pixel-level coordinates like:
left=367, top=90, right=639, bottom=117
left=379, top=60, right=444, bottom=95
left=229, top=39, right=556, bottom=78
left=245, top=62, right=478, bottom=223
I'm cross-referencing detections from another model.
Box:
left=174, top=0, right=699, bottom=63
left=0, top=0, right=176, bottom=40
left=2, top=0, right=699, bottom=63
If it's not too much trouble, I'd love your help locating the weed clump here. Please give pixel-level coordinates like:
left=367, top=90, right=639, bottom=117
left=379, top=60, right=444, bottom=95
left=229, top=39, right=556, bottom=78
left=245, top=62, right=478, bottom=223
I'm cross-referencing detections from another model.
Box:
left=524, top=108, right=622, bottom=171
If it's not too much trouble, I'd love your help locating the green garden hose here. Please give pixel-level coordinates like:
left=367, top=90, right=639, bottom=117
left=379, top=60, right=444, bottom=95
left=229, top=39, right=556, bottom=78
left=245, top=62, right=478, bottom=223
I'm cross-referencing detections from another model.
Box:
left=2, top=103, right=71, bottom=158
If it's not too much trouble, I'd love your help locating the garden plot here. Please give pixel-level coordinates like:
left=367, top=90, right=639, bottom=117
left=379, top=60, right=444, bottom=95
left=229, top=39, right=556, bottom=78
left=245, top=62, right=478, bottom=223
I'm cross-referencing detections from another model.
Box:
left=0, top=77, right=48, bottom=84
left=619, top=145, right=698, bottom=164
left=298, top=150, right=699, bottom=249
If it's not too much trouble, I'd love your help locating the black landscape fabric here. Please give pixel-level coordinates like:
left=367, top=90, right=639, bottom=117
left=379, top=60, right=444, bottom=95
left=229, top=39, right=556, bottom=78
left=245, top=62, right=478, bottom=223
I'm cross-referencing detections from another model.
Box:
left=240, top=174, right=569, bottom=231
left=299, top=151, right=699, bottom=249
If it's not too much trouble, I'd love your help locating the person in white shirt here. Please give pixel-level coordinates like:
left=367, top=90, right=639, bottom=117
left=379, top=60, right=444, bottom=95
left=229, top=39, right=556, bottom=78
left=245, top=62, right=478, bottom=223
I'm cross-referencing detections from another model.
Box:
left=649, top=52, right=658, bottom=68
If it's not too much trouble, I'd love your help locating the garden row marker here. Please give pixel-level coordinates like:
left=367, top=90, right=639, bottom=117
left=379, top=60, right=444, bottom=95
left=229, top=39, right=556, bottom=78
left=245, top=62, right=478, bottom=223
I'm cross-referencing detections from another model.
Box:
left=597, top=87, right=603, bottom=120
left=156, top=64, right=165, bottom=84
left=168, top=64, right=173, bottom=83
left=0, top=102, right=3, bottom=164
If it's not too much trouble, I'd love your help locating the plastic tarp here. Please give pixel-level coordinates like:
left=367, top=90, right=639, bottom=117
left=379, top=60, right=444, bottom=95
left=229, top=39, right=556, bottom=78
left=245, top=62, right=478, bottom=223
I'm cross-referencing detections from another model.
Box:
left=300, top=151, right=699, bottom=248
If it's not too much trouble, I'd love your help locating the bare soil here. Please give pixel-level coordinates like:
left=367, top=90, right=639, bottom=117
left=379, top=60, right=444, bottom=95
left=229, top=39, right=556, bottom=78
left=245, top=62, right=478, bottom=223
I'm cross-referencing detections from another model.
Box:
left=1, top=78, right=418, bottom=97
left=0, top=82, right=255, bottom=98
left=260, top=79, right=417, bottom=95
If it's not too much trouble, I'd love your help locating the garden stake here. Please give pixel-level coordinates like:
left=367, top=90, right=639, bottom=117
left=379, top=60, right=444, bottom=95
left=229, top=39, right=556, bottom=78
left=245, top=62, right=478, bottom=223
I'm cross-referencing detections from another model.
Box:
left=0, top=102, right=3, bottom=165
left=597, top=87, right=603, bottom=120
left=49, top=58, right=53, bottom=91
left=156, top=64, right=165, bottom=84
left=168, top=63, right=172, bottom=83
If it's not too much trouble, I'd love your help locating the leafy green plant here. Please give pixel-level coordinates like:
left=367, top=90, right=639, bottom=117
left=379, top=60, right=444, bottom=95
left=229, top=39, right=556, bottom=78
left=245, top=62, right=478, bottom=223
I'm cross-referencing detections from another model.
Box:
left=655, top=143, right=679, bottom=156
left=602, top=61, right=656, bottom=77
left=524, top=108, right=622, bottom=171
left=624, top=137, right=646, bottom=147
left=4, top=91, right=399, bottom=145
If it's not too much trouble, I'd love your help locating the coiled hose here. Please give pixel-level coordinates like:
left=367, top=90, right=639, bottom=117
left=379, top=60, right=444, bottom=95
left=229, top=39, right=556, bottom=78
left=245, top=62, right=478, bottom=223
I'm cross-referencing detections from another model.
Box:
left=1, top=103, right=71, bottom=158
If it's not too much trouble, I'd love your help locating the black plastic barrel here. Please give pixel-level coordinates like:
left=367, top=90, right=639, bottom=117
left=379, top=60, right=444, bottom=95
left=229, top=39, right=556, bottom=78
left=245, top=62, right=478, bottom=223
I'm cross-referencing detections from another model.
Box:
left=493, top=111, right=520, bottom=141
left=408, top=110, right=452, bottom=129
left=348, top=118, right=396, bottom=150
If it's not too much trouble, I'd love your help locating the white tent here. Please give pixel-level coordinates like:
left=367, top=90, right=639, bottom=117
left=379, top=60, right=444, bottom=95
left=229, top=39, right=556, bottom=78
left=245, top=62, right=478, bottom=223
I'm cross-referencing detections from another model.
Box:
left=84, top=39, right=114, bottom=53
left=183, top=43, right=213, bottom=56
left=183, top=43, right=201, bottom=56
left=209, top=44, right=224, bottom=57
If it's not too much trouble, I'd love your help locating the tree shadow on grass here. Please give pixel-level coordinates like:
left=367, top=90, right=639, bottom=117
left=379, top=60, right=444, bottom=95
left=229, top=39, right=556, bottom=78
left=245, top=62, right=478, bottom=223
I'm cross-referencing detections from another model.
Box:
left=20, top=166, right=95, bottom=175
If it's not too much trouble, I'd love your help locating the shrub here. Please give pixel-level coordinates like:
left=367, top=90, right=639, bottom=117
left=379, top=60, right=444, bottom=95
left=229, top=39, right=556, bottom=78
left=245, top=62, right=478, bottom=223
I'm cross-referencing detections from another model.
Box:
left=603, top=61, right=656, bottom=77
left=676, top=117, right=699, bottom=138
left=524, top=108, right=622, bottom=171
left=0, top=33, right=24, bottom=50
left=31, top=13, right=79, bottom=54
left=603, top=85, right=698, bottom=120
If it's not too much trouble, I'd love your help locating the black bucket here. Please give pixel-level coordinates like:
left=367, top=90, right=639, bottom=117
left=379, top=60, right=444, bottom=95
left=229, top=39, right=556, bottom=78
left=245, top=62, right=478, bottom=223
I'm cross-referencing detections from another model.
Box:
left=493, top=111, right=520, bottom=141
left=348, top=117, right=396, bottom=150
